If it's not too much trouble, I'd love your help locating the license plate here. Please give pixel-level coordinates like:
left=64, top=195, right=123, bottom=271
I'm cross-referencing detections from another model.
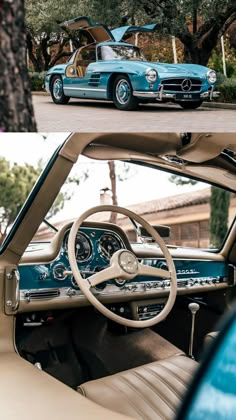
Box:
left=176, top=93, right=200, bottom=100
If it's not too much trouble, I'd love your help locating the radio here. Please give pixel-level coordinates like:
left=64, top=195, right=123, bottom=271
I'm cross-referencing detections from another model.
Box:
left=138, top=302, right=165, bottom=320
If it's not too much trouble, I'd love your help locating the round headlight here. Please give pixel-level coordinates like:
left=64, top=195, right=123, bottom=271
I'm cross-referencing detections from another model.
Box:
left=146, top=68, right=158, bottom=83
left=207, top=70, right=217, bottom=84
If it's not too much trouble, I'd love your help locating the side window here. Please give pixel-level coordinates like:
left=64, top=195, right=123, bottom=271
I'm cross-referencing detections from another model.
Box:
left=77, top=47, right=96, bottom=65
left=76, top=46, right=96, bottom=77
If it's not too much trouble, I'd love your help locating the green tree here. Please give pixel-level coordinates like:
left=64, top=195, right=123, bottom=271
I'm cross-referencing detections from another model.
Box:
left=25, top=0, right=86, bottom=71
left=25, top=0, right=124, bottom=71
left=0, top=0, right=36, bottom=131
left=89, top=0, right=122, bottom=26
left=0, top=157, right=80, bottom=243
left=210, top=187, right=230, bottom=248
left=0, top=158, right=40, bottom=241
left=136, top=0, right=236, bottom=65
left=169, top=175, right=231, bottom=248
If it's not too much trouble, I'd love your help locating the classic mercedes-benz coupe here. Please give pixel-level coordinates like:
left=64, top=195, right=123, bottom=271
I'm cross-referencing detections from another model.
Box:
left=0, top=133, right=236, bottom=419
left=45, top=17, right=219, bottom=110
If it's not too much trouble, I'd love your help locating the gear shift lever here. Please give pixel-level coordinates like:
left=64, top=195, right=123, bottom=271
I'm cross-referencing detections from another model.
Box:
left=188, top=302, right=200, bottom=359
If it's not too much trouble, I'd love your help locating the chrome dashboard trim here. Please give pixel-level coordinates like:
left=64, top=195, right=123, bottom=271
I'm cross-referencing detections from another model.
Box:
left=19, top=277, right=230, bottom=312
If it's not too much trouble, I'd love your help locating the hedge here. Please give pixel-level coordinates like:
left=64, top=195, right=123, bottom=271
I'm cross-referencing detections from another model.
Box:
left=218, top=78, right=236, bottom=103
left=29, top=71, right=46, bottom=91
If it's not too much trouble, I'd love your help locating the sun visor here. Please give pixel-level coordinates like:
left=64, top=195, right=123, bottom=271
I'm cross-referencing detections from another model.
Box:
left=177, top=133, right=236, bottom=163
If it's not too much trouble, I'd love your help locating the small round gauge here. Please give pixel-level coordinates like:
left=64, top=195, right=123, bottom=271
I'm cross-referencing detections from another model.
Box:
left=99, top=233, right=123, bottom=260
left=64, top=231, right=92, bottom=263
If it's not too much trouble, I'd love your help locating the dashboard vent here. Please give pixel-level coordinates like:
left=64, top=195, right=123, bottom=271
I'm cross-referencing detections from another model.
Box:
left=24, top=289, right=60, bottom=302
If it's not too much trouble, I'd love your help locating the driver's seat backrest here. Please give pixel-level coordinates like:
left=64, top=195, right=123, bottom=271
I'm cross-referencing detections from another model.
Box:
left=76, top=45, right=96, bottom=77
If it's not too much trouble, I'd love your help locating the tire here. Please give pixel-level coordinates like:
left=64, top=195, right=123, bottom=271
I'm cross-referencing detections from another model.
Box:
left=179, top=100, right=203, bottom=110
left=113, top=75, right=138, bottom=111
left=50, top=75, right=70, bottom=105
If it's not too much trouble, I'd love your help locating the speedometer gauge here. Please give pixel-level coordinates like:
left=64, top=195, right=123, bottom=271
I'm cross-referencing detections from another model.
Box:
left=64, top=231, right=92, bottom=263
left=99, top=233, right=123, bottom=259
left=74, top=232, right=92, bottom=262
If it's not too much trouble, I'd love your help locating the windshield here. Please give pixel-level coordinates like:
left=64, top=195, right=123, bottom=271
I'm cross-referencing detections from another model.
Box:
left=33, top=158, right=235, bottom=251
left=98, top=45, right=146, bottom=61
left=0, top=137, right=235, bottom=252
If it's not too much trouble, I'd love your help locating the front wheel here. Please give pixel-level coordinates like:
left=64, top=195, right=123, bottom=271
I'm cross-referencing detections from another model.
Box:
left=50, top=75, right=70, bottom=105
left=179, top=100, right=203, bottom=110
left=113, top=75, right=138, bottom=111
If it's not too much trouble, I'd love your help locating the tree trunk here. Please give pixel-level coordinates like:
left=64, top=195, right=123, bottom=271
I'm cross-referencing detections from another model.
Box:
left=0, top=0, right=37, bottom=131
left=108, top=161, right=118, bottom=224
left=183, top=45, right=212, bottom=66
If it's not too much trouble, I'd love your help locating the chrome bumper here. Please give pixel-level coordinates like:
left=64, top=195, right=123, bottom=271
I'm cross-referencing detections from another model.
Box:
left=133, top=87, right=220, bottom=101
left=200, top=90, right=220, bottom=100
left=133, top=91, right=160, bottom=99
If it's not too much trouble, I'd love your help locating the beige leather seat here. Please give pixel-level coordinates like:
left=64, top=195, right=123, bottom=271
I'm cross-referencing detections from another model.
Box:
left=78, top=355, right=198, bottom=420
left=204, top=331, right=218, bottom=348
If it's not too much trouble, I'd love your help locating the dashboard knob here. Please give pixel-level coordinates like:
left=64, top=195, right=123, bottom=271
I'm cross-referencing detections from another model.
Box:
left=157, top=261, right=168, bottom=271
left=52, top=264, right=67, bottom=281
left=67, top=288, right=76, bottom=297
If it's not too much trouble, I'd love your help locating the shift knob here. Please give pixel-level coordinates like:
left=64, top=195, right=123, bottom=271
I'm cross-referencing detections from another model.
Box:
left=188, top=302, right=200, bottom=315
left=188, top=302, right=200, bottom=359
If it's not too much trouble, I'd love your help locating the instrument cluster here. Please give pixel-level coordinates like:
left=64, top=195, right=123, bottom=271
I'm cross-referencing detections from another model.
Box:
left=60, top=227, right=126, bottom=290
left=63, top=228, right=125, bottom=264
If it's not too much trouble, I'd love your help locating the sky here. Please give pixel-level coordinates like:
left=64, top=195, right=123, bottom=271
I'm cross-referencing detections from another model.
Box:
left=0, top=133, right=207, bottom=223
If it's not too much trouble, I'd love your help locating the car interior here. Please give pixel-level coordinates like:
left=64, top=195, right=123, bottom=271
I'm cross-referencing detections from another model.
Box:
left=75, top=44, right=97, bottom=77
left=0, top=132, right=236, bottom=420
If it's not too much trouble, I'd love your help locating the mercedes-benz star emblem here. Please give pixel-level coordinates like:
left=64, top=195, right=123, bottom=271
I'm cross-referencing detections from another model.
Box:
left=181, top=79, right=192, bottom=92
left=119, top=251, right=138, bottom=275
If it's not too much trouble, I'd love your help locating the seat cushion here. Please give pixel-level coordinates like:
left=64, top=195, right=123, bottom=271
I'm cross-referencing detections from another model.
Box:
left=78, top=355, right=198, bottom=420
left=204, top=331, right=218, bottom=348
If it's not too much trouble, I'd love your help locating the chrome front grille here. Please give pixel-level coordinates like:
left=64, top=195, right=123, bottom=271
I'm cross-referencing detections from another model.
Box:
left=88, top=73, right=101, bottom=87
left=161, top=78, right=202, bottom=92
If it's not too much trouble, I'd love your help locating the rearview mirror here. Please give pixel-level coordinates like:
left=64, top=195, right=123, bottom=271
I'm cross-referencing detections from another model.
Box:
left=139, top=225, right=170, bottom=239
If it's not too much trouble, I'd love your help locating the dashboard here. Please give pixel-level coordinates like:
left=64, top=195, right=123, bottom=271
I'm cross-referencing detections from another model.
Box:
left=18, top=222, right=236, bottom=313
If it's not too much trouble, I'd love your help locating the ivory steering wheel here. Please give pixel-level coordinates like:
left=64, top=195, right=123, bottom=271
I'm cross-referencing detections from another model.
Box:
left=68, top=205, right=177, bottom=328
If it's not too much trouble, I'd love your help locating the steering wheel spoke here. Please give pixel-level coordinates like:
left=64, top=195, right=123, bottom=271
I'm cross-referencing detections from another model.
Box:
left=68, top=204, right=177, bottom=328
left=88, top=265, right=121, bottom=288
left=138, top=263, right=171, bottom=279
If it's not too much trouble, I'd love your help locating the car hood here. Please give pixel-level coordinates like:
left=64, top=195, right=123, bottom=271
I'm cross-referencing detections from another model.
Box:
left=130, top=61, right=209, bottom=78
left=155, top=63, right=208, bottom=77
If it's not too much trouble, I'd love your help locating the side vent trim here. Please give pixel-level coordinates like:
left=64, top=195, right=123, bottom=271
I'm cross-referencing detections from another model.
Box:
left=24, top=289, right=60, bottom=302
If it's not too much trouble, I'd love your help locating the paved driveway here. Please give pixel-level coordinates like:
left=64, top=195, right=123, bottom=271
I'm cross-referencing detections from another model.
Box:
left=33, top=95, right=236, bottom=132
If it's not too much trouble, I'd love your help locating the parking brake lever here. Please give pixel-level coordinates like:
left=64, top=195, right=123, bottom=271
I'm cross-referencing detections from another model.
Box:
left=188, top=302, right=200, bottom=359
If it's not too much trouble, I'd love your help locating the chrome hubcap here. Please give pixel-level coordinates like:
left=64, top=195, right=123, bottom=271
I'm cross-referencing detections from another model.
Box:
left=53, top=79, right=63, bottom=99
left=116, top=79, right=131, bottom=104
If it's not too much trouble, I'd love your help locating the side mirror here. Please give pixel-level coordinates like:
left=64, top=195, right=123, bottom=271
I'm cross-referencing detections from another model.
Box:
left=176, top=302, right=236, bottom=420
left=139, top=225, right=170, bottom=240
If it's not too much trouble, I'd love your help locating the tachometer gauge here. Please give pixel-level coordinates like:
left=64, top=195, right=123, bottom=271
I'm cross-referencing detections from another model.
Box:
left=99, top=233, right=123, bottom=259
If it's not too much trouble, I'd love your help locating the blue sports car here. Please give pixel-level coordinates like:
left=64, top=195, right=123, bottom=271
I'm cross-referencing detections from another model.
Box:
left=45, top=17, right=220, bottom=110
